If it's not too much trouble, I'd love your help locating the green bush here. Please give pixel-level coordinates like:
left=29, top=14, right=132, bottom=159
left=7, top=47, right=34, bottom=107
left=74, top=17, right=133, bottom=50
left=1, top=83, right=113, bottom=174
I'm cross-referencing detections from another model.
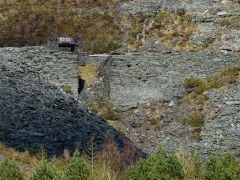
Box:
left=156, top=12, right=170, bottom=24
left=98, top=97, right=120, bottom=121
left=204, top=151, right=240, bottom=180
left=31, top=161, right=63, bottom=180
left=202, top=42, right=209, bottom=49
left=148, top=117, right=157, bottom=125
left=176, top=8, right=186, bottom=17
left=187, top=108, right=204, bottom=127
left=64, top=150, right=91, bottom=180
left=63, top=84, right=72, bottom=94
left=180, top=108, right=204, bottom=127
left=108, top=41, right=118, bottom=52
left=183, top=78, right=203, bottom=89
left=87, top=100, right=98, bottom=113
left=122, top=147, right=184, bottom=180
left=220, top=19, right=230, bottom=27
left=177, top=150, right=203, bottom=179
left=0, top=157, right=23, bottom=180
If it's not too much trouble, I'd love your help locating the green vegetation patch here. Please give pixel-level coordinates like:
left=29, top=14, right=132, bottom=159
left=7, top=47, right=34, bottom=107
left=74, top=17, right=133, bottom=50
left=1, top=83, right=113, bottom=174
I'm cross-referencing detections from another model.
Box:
left=63, top=84, right=72, bottom=94
left=31, top=161, right=63, bottom=180
left=88, top=97, right=120, bottom=121
left=122, top=147, right=184, bottom=180
left=180, top=108, right=204, bottom=127
left=97, top=97, right=120, bottom=121
left=181, top=66, right=240, bottom=128
left=183, top=78, right=204, bottom=89
left=0, top=157, right=24, bottom=180
left=153, top=11, right=197, bottom=51
left=0, top=143, right=240, bottom=179
left=64, top=150, right=91, bottom=180
left=204, top=151, right=240, bottom=179
left=184, top=66, right=240, bottom=97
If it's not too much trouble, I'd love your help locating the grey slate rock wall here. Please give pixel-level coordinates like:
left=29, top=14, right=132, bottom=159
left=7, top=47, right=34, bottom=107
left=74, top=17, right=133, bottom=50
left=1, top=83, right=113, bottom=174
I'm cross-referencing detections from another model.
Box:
left=102, top=52, right=240, bottom=106
left=0, top=47, right=79, bottom=98
left=0, top=50, right=128, bottom=156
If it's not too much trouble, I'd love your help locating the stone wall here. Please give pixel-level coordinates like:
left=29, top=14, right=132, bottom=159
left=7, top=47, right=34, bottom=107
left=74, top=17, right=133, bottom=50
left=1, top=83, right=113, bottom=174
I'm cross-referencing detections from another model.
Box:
left=98, top=52, right=240, bottom=106
left=0, top=46, right=79, bottom=98
left=0, top=47, right=128, bottom=156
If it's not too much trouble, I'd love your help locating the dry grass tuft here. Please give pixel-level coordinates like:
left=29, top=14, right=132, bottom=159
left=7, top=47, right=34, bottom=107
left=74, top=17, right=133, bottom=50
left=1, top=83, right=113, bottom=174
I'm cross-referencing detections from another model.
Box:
left=79, top=64, right=99, bottom=87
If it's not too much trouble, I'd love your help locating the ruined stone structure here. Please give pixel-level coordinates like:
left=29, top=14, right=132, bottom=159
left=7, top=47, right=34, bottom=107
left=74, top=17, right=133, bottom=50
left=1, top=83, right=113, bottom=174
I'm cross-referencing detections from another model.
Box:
left=0, top=47, right=79, bottom=99
left=96, top=55, right=112, bottom=100
left=2, top=45, right=240, bottom=160
left=0, top=48, right=127, bottom=156
left=96, top=52, right=240, bottom=106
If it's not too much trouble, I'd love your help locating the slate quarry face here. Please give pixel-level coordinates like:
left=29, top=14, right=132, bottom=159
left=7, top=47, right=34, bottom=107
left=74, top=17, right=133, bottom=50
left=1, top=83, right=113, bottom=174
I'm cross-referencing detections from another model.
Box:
left=0, top=47, right=79, bottom=98
left=0, top=47, right=126, bottom=156
left=108, top=52, right=240, bottom=106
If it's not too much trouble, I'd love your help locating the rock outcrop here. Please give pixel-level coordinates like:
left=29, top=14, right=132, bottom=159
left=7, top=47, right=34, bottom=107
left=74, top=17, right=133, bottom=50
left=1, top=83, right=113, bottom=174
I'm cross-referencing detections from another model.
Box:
left=0, top=48, right=127, bottom=156
left=0, top=47, right=79, bottom=98
left=91, top=51, right=240, bottom=161
left=100, top=52, right=240, bottom=106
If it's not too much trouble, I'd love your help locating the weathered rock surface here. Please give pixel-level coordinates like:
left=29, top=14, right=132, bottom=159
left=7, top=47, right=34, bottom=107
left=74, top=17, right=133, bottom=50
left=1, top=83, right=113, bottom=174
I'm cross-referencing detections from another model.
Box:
left=3, top=46, right=240, bottom=161
left=0, top=47, right=79, bottom=98
left=113, top=0, right=240, bottom=52
left=103, top=52, right=240, bottom=106
left=115, top=0, right=219, bottom=15
left=0, top=48, right=127, bottom=156
left=90, top=51, right=240, bottom=160
left=158, top=84, right=240, bottom=161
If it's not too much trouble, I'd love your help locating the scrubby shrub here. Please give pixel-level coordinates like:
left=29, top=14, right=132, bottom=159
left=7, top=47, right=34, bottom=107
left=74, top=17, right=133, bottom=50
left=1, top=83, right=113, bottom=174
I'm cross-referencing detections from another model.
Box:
left=87, top=100, right=98, bottom=113
left=202, top=42, right=209, bottom=49
left=183, top=78, right=203, bottom=89
left=108, top=41, right=118, bottom=52
left=219, top=66, right=240, bottom=84
left=156, top=12, right=170, bottom=24
left=184, top=66, right=240, bottom=106
left=180, top=108, right=204, bottom=127
left=191, top=127, right=203, bottom=142
left=177, top=150, right=203, bottom=179
left=63, top=84, right=71, bottom=94
left=98, top=97, right=120, bottom=121
left=31, top=161, right=63, bottom=180
left=0, top=157, right=23, bottom=180
left=122, top=147, right=184, bottom=180
left=220, top=19, right=230, bottom=27
left=176, top=8, right=186, bottom=17
left=204, top=151, right=240, bottom=180
left=96, top=138, right=121, bottom=172
left=148, top=117, right=157, bottom=125
left=64, top=150, right=91, bottom=180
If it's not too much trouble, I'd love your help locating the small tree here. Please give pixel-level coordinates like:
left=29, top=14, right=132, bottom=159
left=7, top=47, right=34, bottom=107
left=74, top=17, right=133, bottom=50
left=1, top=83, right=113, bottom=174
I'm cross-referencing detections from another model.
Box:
left=64, top=150, right=91, bottom=180
left=122, top=146, right=184, bottom=180
left=31, top=160, right=63, bottom=180
left=0, top=157, right=23, bottom=180
left=204, top=151, right=240, bottom=180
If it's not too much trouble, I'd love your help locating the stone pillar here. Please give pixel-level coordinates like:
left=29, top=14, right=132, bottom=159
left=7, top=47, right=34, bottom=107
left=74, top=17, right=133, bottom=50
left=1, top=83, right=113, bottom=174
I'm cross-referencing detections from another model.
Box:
left=78, top=52, right=88, bottom=66
left=75, top=34, right=83, bottom=53
left=75, top=34, right=86, bottom=66
left=47, top=35, right=59, bottom=51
